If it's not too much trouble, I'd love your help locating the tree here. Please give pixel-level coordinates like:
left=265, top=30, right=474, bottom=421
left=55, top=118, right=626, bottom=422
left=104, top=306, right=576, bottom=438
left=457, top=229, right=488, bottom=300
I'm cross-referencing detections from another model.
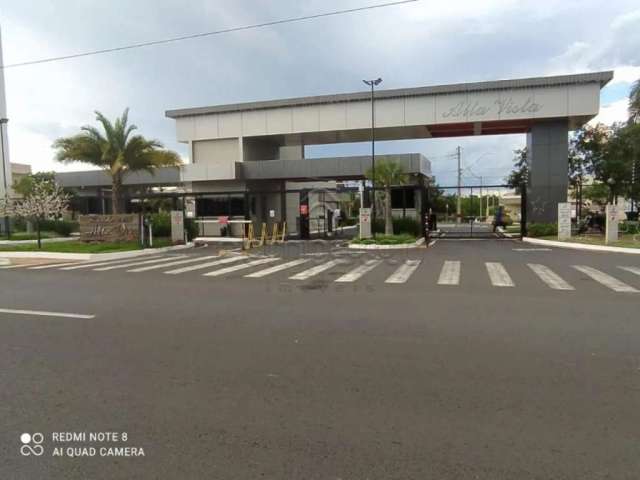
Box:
left=12, top=171, right=56, bottom=198
left=0, top=179, right=69, bottom=248
left=365, top=160, right=407, bottom=235
left=505, top=148, right=528, bottom=193
left=53, top=109, right=181, bottom=214
left=630, top=78, right=640, bottom=124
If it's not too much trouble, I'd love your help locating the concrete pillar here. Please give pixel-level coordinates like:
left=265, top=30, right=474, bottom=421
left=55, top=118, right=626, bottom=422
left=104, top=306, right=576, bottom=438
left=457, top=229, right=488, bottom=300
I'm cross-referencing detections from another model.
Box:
left=526, top=119, right=568, bottom=223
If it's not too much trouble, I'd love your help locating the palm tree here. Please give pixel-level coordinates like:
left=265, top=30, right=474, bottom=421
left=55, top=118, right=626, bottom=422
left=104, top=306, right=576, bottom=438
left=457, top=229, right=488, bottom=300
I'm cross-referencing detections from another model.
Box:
left=366, top=160, right=407, bottom=235
left=53, top=109, right=181, bottom=214
left=630, top=78, right=640, bottom=124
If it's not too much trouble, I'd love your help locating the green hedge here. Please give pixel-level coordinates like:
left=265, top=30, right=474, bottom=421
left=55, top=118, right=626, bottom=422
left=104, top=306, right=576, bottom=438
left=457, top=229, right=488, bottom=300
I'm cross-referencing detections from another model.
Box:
left=352, top=234, right=416, bottom=245
left=150, top=212, right=199, bottom=241
left=373, top=217, right=421, bottom=236
left=38, top=219, right=78, bottom=237
left=527, top=223, right=558, bottom=237
left=621, top=221, right=640, bottom=235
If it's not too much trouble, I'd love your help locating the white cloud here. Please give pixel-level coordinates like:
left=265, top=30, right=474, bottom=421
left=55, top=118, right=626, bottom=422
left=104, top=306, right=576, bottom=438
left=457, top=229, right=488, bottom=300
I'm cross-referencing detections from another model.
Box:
left=590, top=98, right=629, bottom=126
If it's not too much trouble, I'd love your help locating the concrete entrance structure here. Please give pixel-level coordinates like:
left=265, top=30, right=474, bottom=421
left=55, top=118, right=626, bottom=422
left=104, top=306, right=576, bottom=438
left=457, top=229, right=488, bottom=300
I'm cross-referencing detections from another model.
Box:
left=166, top=71, right=612, bottom=223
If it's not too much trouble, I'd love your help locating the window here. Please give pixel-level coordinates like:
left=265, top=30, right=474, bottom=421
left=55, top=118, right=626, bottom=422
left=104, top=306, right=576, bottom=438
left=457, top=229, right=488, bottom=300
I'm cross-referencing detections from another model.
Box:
left=391, top=188, right=415, bottom=209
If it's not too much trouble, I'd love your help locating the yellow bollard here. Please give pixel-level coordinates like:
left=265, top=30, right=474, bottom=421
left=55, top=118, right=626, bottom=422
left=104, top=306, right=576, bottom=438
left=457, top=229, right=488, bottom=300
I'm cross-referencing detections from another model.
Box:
left=280, top=222, right=287, bottom=243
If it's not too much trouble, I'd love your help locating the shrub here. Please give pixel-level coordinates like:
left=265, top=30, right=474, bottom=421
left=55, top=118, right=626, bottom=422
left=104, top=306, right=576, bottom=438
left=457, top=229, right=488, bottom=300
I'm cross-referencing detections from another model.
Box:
left=527, top=223, right=558, bottom=237
left=621, top=221, right=639, bottom=235
left=38, top=219, right=78, bottom=237
left=372, top=217, right=421, bottom=236
left=150, top=212, right=171, bottom=237
left=352, top=234, right=416, bottom=245
left=184, top=218, right=199, bottom=241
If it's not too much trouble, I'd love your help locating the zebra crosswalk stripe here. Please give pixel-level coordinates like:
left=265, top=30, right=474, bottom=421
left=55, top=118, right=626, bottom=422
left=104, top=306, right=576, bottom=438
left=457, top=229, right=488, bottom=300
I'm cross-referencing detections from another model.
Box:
left=203, top=257, right=279, bottom=277
left=486, top=262, right=514, bottom=287
left=94, top=255, right=189, bottom=272
left=385, top=259, right=421, bottom=284
left=127, top=255, right=220, bottom=272
left=164, top=255, right=246, bottom=274
left=289, top=259, right=346, bottom=280
left=335, top=259, right=383, bottom=283
left=437, top=260, right=460, bottom=285
left=619, top=266, right=640, bottom=277
left=0, top=264, right=30, bottom=270
left=245, top=258, right=309, bottom=278
left=573, top=265, right=639, bottom=293
left=60, top=256, right=167, bottom=271
left=28, top=261, right=84, bottom=270
left=527, top=263, right=574, bottom=290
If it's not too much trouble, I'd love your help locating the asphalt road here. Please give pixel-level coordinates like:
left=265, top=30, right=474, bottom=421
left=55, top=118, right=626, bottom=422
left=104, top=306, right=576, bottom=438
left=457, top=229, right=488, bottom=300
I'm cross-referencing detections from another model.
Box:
left=1, top=239, right=640, bottom=479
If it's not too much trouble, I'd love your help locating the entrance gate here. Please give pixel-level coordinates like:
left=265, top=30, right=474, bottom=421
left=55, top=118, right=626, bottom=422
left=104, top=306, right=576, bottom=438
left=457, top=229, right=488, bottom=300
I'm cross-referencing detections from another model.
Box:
left=426, top=184, right=524, bottom=239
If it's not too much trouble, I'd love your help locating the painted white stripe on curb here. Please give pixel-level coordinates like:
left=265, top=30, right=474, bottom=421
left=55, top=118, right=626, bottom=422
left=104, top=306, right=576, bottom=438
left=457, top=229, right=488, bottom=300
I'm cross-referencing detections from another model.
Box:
left=94, top=255, right=188, bottom=271
left=619, top=266, right=640, bottom=277
left=0, top=264, right=30, bottom=270
left=127, top=255, right=219, bottom=272
left=573, top=265, right=639, bottom=293
left=245, top=258, right=309, bottom=278
left=437, top=261, right=460, bottom=285
left=0, top=308, right=94, bottom=319
left=486, top=262, right=515, bottom=287
left=335, top=259, right=383, bottom=283
left=60, top=256, right=166, bottom=271
left=289, top=259, right=346, bottom=280
left=164, top=256, right=246, bottom=274
left=385, top=259, right=421, bottom=284
left=203, top=257, right=279, bottom=277
left=528, top=264, right=574, bottom=291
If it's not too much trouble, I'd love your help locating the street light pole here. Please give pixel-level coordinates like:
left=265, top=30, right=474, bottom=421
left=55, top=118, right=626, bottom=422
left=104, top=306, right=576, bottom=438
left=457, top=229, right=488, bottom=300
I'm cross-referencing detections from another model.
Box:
left=363, top=78, right=382, bottom=236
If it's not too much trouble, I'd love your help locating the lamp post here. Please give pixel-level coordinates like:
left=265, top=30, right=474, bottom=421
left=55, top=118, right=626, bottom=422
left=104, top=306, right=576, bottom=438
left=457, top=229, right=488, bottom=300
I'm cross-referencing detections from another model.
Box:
left=0, top=118, right=9, bottom=238
left=363, top=77, right=382, bottom=236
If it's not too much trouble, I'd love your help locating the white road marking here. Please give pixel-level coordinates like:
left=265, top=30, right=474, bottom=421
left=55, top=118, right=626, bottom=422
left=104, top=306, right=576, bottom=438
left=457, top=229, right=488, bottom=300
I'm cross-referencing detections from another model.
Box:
left=28, top=261, right=83, bottom=270
left=619, top=266, right=640, bottom=277
left=289, top=259, right=346, bottom=280
left=385, top=259, right=421, bottom=284
left=335, top=259, right=383, bottom=283
left=244, top=258, right=310, bottom=278
left=203, top=257, right=279, bottom=277
left=437, top=260, right=460, bottom=285
left=0, top=264, right=30, bottom=270
left=127, top=255, right=219, bottom=272
left=0, top=308, right=94, bottom=319
left=573, top=265, right=639, bottom=293
left=486, top=262, right=515, bottom=287
left=164, top=255, right=246, bottom=274
left=60, top=256, right=166, bottom=270
left=527, top=264, right=574, bottom=291
left=93, top=255, right=188, bottom=271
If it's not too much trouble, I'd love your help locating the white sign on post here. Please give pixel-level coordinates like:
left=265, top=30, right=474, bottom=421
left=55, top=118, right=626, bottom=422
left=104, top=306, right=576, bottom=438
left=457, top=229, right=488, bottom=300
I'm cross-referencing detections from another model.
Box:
left=170, top=210, right=185, bottom=244
left=557, top=203, right=571, bottom=240
left=605, top=204, right=618, bottom=244
left=359, top=207, right=372, bottom=239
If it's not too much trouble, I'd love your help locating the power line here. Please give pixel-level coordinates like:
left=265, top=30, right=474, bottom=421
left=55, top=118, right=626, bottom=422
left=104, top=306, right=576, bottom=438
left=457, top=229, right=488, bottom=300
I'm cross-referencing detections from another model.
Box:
left=2, top=0, right=419, bottom=69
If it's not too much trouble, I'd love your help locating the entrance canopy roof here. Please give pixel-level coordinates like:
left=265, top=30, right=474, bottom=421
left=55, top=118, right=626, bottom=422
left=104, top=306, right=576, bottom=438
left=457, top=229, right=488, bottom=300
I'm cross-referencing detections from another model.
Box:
left=167, top=71, right=613, bottom=145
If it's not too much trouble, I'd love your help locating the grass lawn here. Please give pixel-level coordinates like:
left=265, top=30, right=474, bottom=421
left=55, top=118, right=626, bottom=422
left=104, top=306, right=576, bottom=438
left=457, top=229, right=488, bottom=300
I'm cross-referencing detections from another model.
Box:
left=0, top=238, right=172, bottom=253
left=351, top=234, right=417, bottom=245
left=539, top=234, right=640, bottom=249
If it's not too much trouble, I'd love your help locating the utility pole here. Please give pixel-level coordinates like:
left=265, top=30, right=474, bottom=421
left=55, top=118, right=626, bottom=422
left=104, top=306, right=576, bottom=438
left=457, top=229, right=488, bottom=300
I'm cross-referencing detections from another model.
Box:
left=0, top=26, right=12, bottom=238
left=479, top=176, right=483, bottom=220
left=456, top=146, right=462, bottom=224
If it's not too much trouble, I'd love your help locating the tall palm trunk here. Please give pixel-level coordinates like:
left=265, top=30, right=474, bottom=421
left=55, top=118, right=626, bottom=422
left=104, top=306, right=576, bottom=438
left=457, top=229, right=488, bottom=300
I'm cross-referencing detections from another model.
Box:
left=111, top=178, right=121, bottom=215
left=384, top=186, right=393, bottom=235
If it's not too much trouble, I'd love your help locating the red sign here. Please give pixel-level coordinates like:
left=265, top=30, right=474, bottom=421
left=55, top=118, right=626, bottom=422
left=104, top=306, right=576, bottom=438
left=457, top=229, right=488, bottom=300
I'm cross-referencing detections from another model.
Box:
left=218, top=216, right=229, bottom=225
left=299, top=205, right=309, bottom=216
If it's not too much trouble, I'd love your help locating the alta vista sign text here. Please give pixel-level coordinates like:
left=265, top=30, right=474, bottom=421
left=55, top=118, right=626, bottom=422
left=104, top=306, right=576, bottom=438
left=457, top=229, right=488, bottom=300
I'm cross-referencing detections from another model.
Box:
left=441, top=96, right=542, bottom=119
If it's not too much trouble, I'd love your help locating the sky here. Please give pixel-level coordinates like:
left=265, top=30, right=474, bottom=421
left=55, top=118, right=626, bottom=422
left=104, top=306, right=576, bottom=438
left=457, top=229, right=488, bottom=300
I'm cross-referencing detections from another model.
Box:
left=0, top=0, right=639, bottom=186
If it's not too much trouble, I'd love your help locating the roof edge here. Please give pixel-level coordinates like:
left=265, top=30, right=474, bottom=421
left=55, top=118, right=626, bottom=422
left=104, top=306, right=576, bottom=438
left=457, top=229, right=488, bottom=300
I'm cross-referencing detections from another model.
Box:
left=166, top=71, right=614, bottom=119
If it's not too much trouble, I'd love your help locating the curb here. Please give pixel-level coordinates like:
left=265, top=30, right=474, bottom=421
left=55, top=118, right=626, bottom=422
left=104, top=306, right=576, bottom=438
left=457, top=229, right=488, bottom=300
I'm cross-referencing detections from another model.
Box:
left=0, top=237, right=78, bottom=246
left=0, top=243, right=195, bottom=261
left=523, top=237, right=640, bottom=255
